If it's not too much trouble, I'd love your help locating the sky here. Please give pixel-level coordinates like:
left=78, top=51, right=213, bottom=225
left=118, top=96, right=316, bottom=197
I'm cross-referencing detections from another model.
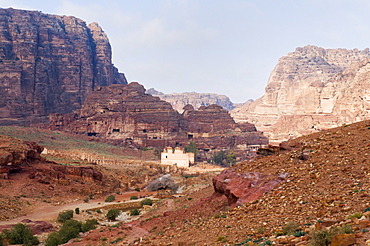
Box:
left=2, top=0, right=370, bottom=103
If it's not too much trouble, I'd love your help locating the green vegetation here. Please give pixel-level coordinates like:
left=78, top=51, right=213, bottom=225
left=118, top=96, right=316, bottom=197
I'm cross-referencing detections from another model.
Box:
left=348, top=212, right=363, bottom=219
left=81, top=219, right=98, bottom=232
left=45, top=219, right=98, bottom=246
left=75, top=207, right=80, bottom=214
left=309, top=229, right=333, bottom=246
left=57, top=210, right=74, bottom=223
left=134, top=187, right=140, bottom=192
left=141, top=198, right=153, bottom=206
left=1, top=223, right=39, bottom=246
left=130, top=208, right=140, bottom=216
left=105, top=195, right=115, bottom=202
left=212, top=150, right=236, bottom=166
left=130, top=195, right=138, bottom=200
left=184, top=142, right=198, bottom=158
left=106, top=209, right=120, bottom=221
left=282, top=221, right=299, bottom=235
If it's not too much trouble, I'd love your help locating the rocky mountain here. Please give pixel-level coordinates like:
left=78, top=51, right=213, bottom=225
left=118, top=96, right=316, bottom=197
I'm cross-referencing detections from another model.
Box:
left=231, top=45, right=370, bottom=143
left=50, top=82, right=268, bottom=161
left=147, top=88, right=235, bottom=112
left=0, top=8, right=127, bottom=125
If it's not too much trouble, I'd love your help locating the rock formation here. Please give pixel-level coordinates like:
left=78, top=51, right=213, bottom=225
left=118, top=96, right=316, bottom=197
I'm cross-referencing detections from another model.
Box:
left=231, top=45, right=370, bottom=143
left=50, top=82, right=181, bottom=146
left=147, top=88, right=235, bottom=112
left=0, top=8, right=127, bottom=125
left=50, top=82, right=268, bottom=161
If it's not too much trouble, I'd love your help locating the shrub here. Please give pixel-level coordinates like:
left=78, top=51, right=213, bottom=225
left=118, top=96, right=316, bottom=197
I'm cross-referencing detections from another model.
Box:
left=57, top=210, right=74, bottom=223
left=75, top=207, right=80, bottom=214
left=58, top=220, right=81, bottom=244
left=106, top=209, right=120, bottom=221
left=83, top=197, right=89, bottom=203
left=282, top=221, right=299, bottom=235
left=105, top=195, right=115, bottom=202
left=141, top=198, right=153, bottom=206
left=134, top=187, right=140, bottom=192
left=337, top=225, right=354, bottom=234
left=1, top=223, right=39, bottom=246
left=82, top=219, right=98, bottom=232
left=364, top=207, right=370, bottom=212
left=45, top=231, right=62, bottom=246
left=130, top=209, right=140, bottom=216
left=309, top=229, right=333, bottom=246
left=0, top=234, right=2, bottom=246
left=348, top=212, right=363, bottom=219
left=130, top=195, right=138, bottom=200
left=96, top=209, right=102, bottom=214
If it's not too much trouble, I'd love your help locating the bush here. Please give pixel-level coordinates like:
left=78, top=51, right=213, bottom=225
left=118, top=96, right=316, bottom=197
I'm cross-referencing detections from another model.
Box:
left=0, top=234, right=2, bottom=246
left=58, top=220, right=81, bottom=244
left=134, top=187, right=140, bottom=192
left=282, top=221, right=299, bottom=235
left=45, top=231, right=62, bottom=246
left=348, top=212, right=363, bottom=219
left=106, top=209, right=120, bottom=221
left=130, top=195, right=138, bottom=200
left=57, top=210, right=74, bottom=223
left=309, top=229, right=333, bottom=246
left=83, top=197, right=89, bottom=203
left=364, top=207, right=370, bottom=212
left=75, top=207, right=80, bottom=214
left=1, top=223, right=39, bottom=246
left=130, top=209, right=140, bottom=216
left=96, top=209, right=102, bottom=214
left=105, top=195, right=115, bottom=202
left=82, top=219, right=98, bottom=232
left=141, top=198, right=153, bottom=206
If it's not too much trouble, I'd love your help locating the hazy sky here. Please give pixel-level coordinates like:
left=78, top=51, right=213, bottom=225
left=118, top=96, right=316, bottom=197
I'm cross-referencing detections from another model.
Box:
left=2, top=0, right=370, bottom=103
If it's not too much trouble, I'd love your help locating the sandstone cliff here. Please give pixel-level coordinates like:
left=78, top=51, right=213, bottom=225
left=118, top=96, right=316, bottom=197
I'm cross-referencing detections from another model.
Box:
left=231, top=45, right=370, bottom=143
left=147, top=88, right=235, bottom=112
left=50, top=82, right=268, bottom=161
left=0, top=8, right=127, bottom=125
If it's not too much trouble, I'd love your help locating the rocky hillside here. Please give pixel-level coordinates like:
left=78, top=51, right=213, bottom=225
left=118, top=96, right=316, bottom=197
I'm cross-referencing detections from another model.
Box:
left=147, top=88, right=235, bottom=112
left=67, top=120, right=370, bottom=245
left=231, top=45, right=370, bottom=143
left=0, top=8, right=127, bottom=125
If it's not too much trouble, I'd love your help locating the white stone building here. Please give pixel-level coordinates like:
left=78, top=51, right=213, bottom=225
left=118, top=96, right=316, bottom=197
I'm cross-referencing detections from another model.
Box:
left=160, top=147, right=194, bottom=168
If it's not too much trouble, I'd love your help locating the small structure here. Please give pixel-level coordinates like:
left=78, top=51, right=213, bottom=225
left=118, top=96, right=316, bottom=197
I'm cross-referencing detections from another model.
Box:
left=161, top=147, right=194, bottom=168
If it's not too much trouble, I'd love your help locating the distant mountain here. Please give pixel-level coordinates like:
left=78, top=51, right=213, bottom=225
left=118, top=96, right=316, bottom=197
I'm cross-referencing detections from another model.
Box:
left=231, top=45, right=370, bottom=143
left=147, top=88, right=236, bottom=112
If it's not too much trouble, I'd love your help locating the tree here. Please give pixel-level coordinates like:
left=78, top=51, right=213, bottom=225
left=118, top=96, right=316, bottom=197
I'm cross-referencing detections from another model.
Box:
left=106, top=209, right=120, bottom=221
left=226, top=151, right=236, bottom=166
left=213, top=151, right=226, bottom=166
left=105, top=195, right=115, bottom=202
left=2, top=223, right=39, bottom=246
left=185, top=142, right=198, bottom=158
left=57, top=210, right=74, bottom=223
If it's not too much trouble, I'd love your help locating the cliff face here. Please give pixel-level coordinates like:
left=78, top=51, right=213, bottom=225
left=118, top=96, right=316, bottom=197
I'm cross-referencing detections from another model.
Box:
left=0, top=8, right=127, bottom=125
left=50, top=83, right=268, bottom=158
left=147, top=89, right=235, bottom=112
left=231, top=45, right=370, bottom=143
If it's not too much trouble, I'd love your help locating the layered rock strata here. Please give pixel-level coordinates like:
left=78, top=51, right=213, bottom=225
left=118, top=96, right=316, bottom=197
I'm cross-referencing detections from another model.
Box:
left=50, top=83, right=268, bottom=159
left=231, top=45, right=370, bottom=143
left=147, top=88, right=235, bottom=112
left=0, top=8, right=126, bottom=125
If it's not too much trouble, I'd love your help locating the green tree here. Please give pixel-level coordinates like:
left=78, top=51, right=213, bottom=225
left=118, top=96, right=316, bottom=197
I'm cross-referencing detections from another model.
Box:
left=57, top=210, right=74, bottom=223
left=106, top=209, right=120, bottom=221
left=141, top=198, right=153, bottom=206
left=2, top=223, right=39, bottom=246
left=105, top=195, right=115, bottom=202
left=45, top=232, right=62, bottom=246
left=185, top=142, right=198, bottom=158
left=81, top=219, right=98, bottom=233
left=226, top=151, right=236, bottom=166
left=213, top=150, right=226, bottom=166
